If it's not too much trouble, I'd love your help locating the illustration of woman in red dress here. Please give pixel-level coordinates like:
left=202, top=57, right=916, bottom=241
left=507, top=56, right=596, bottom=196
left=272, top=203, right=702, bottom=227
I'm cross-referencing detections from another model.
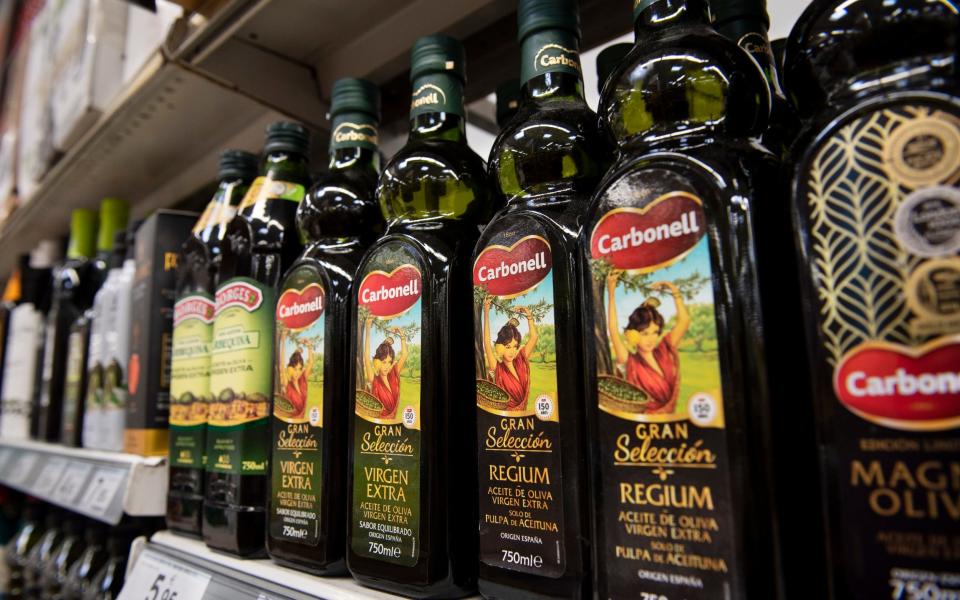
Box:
left=482, top=297, right=539, bottom=411
left=363, top=316, right=408, bottom=419
left=277, top=329, right=316, bottom=419
left=606, top=272, right=690, bottom=414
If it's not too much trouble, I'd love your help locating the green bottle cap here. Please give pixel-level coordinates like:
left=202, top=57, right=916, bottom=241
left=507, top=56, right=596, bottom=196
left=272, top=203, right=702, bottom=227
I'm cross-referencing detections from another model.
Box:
left=330, top=78, right=381, bottom=120
left=518, top=0, right=580, bottom=41
left=713, top=0, right=769, bottom=28
left=496, top=79, right=521, bottom=127
left=264, top=121, right=311, bottom=157
left=596, top=42, right=633, bottom=94
left=218, top=149, right=259, bottom=182
left=410, top=34, right=465, bottom=82
left=97, top=198, right=129, bottom=253
left=67, top=209, right=97, bottom=259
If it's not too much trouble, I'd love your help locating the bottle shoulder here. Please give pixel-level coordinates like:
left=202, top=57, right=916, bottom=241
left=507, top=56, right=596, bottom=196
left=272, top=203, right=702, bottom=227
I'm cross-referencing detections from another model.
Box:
left=383, top=137, right=488, bottom=181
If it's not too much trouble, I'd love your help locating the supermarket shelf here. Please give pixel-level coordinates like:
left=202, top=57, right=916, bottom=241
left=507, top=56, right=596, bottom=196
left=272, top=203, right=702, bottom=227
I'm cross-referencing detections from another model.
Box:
left=0, top=438, right=167, bottom=525
left=138, top=531, right=479, bottom=600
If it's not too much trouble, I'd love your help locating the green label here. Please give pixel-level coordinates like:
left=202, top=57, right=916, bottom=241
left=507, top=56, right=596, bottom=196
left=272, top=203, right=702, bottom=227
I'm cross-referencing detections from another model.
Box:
left=62, top=329, right=87, bottom=439
left=170, top=292, right=214, bottom=468
left=520, top=30, right=582, bottom=85
left=410, top=73, right=464, bottom=118
left=474, top=229, right=566, bottom=577
left=271, top=279, right=326, bottom=546
left=239, top=176, right=306, bottom=210
left=331, top=112, right=378, bottom=152
left=207, top=278, right=275, bottom=475
left=352, top=244, right=424, bottom=566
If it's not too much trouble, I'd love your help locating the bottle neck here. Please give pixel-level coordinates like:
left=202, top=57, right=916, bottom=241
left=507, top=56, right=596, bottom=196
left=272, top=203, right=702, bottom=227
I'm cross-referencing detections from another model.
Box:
left=329, top=146, right=380, bottom=174
left=633, top=0, right=711, bottom=37
left=408, top=72, right=467, bottom=142
left=328, top=112, right=381, bottom=173
left=520, top=28, right=586, bottom=101
left=715, top=16, right=785, bottom=97
left=263, top=151, right=310, bottom=182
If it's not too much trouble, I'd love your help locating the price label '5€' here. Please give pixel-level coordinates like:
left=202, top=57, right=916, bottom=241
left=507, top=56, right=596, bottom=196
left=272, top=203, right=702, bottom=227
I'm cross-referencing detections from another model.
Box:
left=117, top=551, right=211, bottom=600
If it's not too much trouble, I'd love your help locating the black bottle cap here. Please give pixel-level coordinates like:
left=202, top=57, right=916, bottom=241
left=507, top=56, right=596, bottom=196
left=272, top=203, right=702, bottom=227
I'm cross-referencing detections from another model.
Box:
left=712, top=0, right=770, bottom=28
left=330, top=78, right=381, bottom=120
left=264, top=121, right=311, bottom=156
left=218, top=149, right=258, bottom=182
left=596, top=42, right=633, bottom=95
left=410, top=34, right=465, bottom=82
left=518, top=0, right=580, bottom=40
left=496, top=79, right=521, bottom=127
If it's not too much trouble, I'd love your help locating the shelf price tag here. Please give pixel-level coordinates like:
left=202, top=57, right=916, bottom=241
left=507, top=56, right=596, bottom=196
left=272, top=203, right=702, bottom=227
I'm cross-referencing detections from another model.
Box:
left=118, top=551, right=211, bottom=600
left=32, top=457, right=68, bottom=496
left=78, top=467, right=126, bottom=517
left=52, top=462, right=93, bottom=504
left=7, top=453, right=39, bottom=487
left=0, top=448, right=13, bottom=473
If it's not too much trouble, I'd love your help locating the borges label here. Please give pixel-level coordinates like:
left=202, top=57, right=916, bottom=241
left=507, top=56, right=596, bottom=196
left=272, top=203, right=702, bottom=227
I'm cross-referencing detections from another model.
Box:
left=174, top=296, right=215, bottom=326
left=215, top=281, right=263, bottom=315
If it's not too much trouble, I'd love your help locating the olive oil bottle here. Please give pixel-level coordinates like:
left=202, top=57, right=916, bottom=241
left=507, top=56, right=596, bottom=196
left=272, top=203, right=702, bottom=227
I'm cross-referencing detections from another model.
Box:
left=784, top=2, right=960, bottom=598
left=168, top=150, right=257, bottom=537
left=34, top=210, right=98, bottom=441
left=475, top=1, right=607, bottom=597
left=204, top=123, right=310, bottom=557
left=347, top=35, right=494, bottom=598
left=267, top=78, right=385, bottom=575
left=713, top=0, right=798, bottom=158
left=581, top=0, right=779, bottom=598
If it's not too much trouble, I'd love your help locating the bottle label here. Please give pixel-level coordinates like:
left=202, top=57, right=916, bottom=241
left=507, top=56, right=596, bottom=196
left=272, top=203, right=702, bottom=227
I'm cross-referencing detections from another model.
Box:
left=170, top=293, right=214, bottom=469
left=270, top=280, right=326, bottom=546
left=62, top=327, right=87, bottom=440
left=410, top=73, right=464, bottom=118
left=0, top=305, right=43, bottom=438
left=239, top=175, right=306, bottom=210
left=351, top=245, right=423, bottom=566
left=588, top=191, right=737, bottom=598
left=520, top=29, right=582, bottom=86
left=207, top=277, right=275, bottom=475
left=473, top=232, right=566, bottom=577
left=797, top=99, right=960, bottom=599
left=331, top=112, right=379, bottom=152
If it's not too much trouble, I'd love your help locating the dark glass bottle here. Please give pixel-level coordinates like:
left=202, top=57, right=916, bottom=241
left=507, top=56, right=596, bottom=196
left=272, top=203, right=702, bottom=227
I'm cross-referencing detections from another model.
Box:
left=168, top=150, right=257, bottom=537
left=41, top=517, right=84, bottom=600
left=0, top=256, right=27, bottom=402
left=582, top=0, right=779, bottom=598
left=62, top=523, right=108, bottom=600
left=596, top=43, right=632, bottom=97
left=23, top=511, right=66, bottom=599
left=476, top=1, right=607, bottom=598
left=204, top=123, right=311, bottom=557
left=4, top=502, right=45, bottom=600
left=783, top=2, right=960, bottom=599
left=713, top=0, right=799, bottom=158
left=346, top=34, right=495, bottom=598
left=84, top=529, right=136, bottom=600
left=496, top=79, right=522, bottom=129
left=34, top=210, right=98, bottom=441
left=267, top=79, right=384, bottom=575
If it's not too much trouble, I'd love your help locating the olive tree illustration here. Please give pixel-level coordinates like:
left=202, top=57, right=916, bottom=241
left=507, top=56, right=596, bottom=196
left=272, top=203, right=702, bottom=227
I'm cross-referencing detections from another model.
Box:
left=590, top=258, right=710, bottom=374
left=473, top=285, right=553, bottom=381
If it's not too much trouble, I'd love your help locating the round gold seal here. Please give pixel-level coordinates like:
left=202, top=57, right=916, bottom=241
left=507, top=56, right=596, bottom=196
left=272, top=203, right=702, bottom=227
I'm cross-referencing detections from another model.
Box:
left=884, top=113, right=960, bottom=188
left=906, top=257, right=960, bottom=320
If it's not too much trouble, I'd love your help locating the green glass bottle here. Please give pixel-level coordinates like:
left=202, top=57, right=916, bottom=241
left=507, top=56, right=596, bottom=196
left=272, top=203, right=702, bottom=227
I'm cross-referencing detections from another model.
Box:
left=23, top=511, right=66, bottom=598
left=267, top=78, right=385, bottom=575
left=596, top=42, right=632, bottom=97
left=4, top=501, right=45, bottom=600
left=582, top=0, right=779, bottom=598
left=41, top=517, right=84, bottom=600
left=784, top=1, right=960, bottom=598
left=62, top=523, right=108, bottom=600
left=204, top=123, right=311, bottom=557
left=168, top=150, right=258, bottom=538
left=476, top=1, right=607, bottom=598
left=34, top=210, right=97, bottom=441
left=713, top=0, right=799, bottom=158
left=347, top=34, right=495, bottom=598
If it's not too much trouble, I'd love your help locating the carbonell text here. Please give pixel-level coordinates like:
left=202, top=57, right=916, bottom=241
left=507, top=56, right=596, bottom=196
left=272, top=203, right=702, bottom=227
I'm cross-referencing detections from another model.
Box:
left=278, top=296, right=324, bottom=318
left=361, top=279, right=420, bottom=304
left=595, top=210, right=701, bottom=255
left=476, top=252, right=547, bottom=282
left=844, top=368, right=960, bottom=397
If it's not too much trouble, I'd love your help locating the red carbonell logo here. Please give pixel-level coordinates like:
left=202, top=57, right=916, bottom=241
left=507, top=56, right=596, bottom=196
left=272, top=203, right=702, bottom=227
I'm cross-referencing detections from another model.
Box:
left=358, top=265, right=422, bottom=318
left=590, top=191, right=705, bottom=272
left=215, top=280, right=263, bottom=315
left=474, top=235, right=552, bottom=297
left=174, top=296, right=215, bottom=326
left=277, top=284, right=325, bottom=330
left=834, top=338, right=960, bottom=431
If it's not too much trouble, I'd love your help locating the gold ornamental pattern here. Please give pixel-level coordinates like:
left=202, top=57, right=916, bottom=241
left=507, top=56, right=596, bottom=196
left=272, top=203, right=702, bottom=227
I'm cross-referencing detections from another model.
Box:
left=805, top=104, right=960, bottom=366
